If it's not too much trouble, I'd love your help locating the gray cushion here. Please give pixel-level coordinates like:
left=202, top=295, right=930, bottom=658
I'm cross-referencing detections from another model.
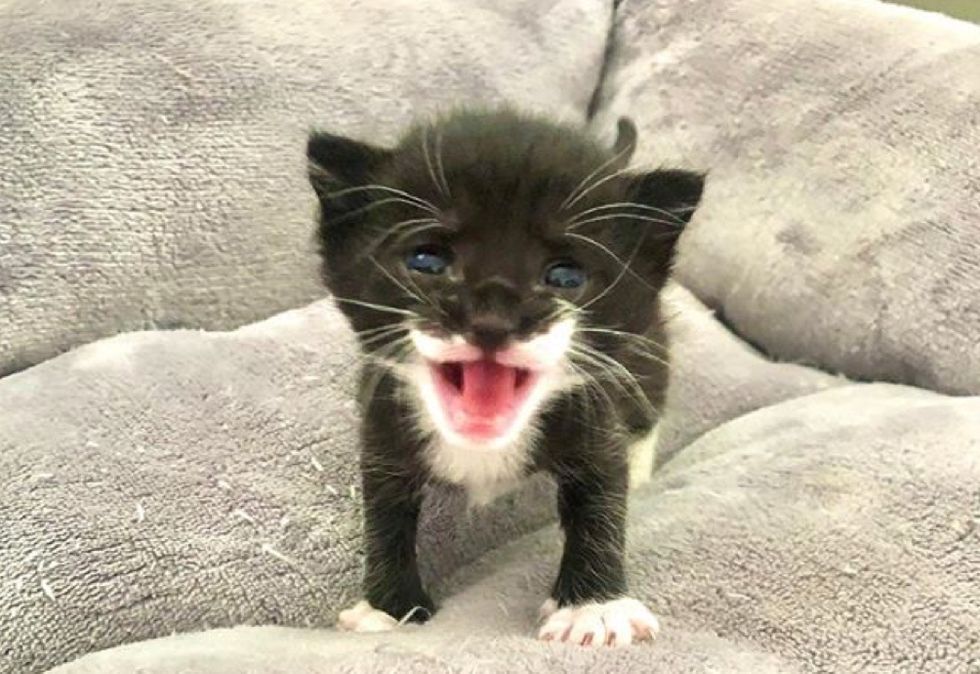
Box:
left=30, top=286, right=980, bottom=674
left=593, top=0, right=980, bottom=395
left=0, top=0, right=611, bottom=376
left=4, top=0, right=980, bottom=672
left=0, top=298, right=558, bottom=673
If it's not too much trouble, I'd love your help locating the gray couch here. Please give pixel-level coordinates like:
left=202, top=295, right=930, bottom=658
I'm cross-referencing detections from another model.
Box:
left=1, top=0, right=977, bottom=672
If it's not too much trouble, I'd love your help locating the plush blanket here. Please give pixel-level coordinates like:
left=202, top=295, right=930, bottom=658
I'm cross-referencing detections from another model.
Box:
left=0, top=0, right=610, bottom=376
left=593, top=0, right=980, bottom=396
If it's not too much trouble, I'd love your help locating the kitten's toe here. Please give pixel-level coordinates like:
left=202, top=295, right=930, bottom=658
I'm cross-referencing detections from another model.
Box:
left=537, top=597, right=660, bottom=647
left=566, top=605, right=605, bottom=646
left=538, top=597, right=559, bottom=620
left=601, top=606, right=634, bottom=646
left=337, top=599, right=398, bottom=633
left=537, top=606, right=574, bottom=642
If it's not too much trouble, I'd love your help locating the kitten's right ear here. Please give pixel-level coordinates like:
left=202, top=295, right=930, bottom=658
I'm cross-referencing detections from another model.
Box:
left=306, top=131, right=392, bottom=201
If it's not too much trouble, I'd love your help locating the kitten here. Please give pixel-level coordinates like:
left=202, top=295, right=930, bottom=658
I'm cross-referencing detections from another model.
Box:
left=306, top=108, right=703, bottom=647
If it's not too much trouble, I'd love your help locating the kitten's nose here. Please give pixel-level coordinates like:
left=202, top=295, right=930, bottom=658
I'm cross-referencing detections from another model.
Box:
left=463, top=277, right=520, bottom=352
left=467, top=314, right=515, bottom=352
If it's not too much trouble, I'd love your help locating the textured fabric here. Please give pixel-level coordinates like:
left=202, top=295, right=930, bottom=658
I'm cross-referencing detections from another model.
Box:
left=0, top=0, right=611, bottom=376
left=593, top=0, right=980, bottom=395
left=34, top=287, right=980, bottom=674
left=5, top=0, right=980, bottom=672
left=0, top=298, right=559, bottom=674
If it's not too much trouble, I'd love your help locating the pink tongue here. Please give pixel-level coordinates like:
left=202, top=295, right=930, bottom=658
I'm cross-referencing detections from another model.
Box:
left=460, top=360, right=517, bottom=417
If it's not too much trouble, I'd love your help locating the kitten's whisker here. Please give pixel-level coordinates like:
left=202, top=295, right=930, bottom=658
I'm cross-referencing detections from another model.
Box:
left=322, top=197, right=437, bottom=229
left=434, top=127, right=452, bottom=198
left=579, top=238, right=644, bottom=312
left=354, top=322, right=406, bottom=340
left=367, top=255, right=447, bottom=318
left=552, top=298, right=581, bottom=323
left=385, top=221, right=449, bottom=248
left=568, top=343, right=657, bottom=417
left=357, top=339, right=415, bottom=408
left=567, top=213, right=684, bottom=231
left=421, top=126, right=449, bottom=201
left=562, top=165, right=634, bottom=213
left=576, top=342, right=655, bottom=393
left=358, top=325, right=411, bottom=349
left=368, top=256, right=425, bottom=304
left=318, top=181, right=441, bottom=216
left=354, top=323, right=400, bottom=337
left=576, top=327, right=671, bottom=359
left=563, top=232, right=657, bottom=294
left=356, top=218, right=444, bottom=262
left=567, top=361, right=618, bottom=421
left=560, top=145, right=633, bottom=212
left=332, top=296, right=417, bottom=318
left=568, top=201, right=689, bottom=226
left=358, top=335, right=413, bottom=366
left=592, top=340, right=671, bottom=370
left=563, top=232, right=629, bottom=270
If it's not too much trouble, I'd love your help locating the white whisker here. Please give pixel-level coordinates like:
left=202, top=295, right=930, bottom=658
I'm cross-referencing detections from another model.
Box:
left=579, top=239, right=644, bottom=312
left=568, top=343, right=656, bottom=417
left=367, top=255, right=446, bottom=317
left=332, top=296, right=417, bottom=318
left=560, top=146, right=633, bottom=212
left=322, top=197, right=436, bottom=228
left=576, top=327, right=671, bottom=358
left=568, top=201, right=688, bottom=227
left=357, top=218, right=443, bottom=261
left=421, top=126, right=449, bottom=200
left=568, top=212, right=684, bottom=231
left=358, top=325, right=410, bottom=348
left=562, top=165, right=635, bottom=213
left=434, top=127, right=452, bottom=198
left=317, top=181, right=441, bottom=216
left=563, top=232, right=657, bottom=294
left=368, top=256, right=424, bottom=304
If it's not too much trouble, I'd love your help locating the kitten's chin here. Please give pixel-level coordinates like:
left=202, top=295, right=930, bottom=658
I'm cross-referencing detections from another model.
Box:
left=427, top=359, right=542, bottom=447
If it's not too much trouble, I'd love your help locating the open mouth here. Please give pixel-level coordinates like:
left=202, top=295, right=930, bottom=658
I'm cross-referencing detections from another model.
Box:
left=429, top=359, right=539, bottom=443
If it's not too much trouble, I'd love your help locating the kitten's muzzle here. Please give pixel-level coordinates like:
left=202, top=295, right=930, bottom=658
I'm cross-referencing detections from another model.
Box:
left=410, top=328, right=555, bottom=444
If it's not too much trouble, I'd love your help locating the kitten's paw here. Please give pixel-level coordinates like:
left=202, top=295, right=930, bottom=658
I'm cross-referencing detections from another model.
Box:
left=538, top=597, right=660, bottom=647
left=337, top=600, right=398, bottom=633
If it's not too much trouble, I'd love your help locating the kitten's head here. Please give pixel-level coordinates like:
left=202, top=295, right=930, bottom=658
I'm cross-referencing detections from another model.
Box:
left=308, top=108, right=703, bottom=449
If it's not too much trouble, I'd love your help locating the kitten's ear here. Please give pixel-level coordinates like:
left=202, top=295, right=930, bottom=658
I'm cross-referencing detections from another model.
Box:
left=611, top=117, right=638, bottom=168
left=306, top=131, right=392, bottom=201
left=629, top=168, right=705, bottom=233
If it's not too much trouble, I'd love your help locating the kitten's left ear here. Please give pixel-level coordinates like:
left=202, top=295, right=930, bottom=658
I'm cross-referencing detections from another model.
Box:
left=611, top=117, right=638, bottom=168
left=306, top=131, right=392, bottom=202
left=629, top=168, right=706, bottom=235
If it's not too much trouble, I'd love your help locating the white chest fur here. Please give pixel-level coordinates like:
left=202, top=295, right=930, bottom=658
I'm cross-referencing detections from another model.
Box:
left=424, top=421, right=659, bottom=506
left=423, top=432, right=536, bottom=506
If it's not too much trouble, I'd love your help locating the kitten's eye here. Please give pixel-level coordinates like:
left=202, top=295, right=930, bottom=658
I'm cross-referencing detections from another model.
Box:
left=543, top=261, right=587, bottom=289
left=406, top=245, right=452, bottom=275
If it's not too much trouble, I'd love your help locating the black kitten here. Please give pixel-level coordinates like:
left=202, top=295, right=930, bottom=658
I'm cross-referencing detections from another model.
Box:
left=307, top=108, right=703, bottom=646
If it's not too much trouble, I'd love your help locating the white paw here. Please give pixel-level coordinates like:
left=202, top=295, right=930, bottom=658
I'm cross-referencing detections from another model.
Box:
left=538, top=597, right=660, bottom=647
left=337, top=599, right=398, bottom=633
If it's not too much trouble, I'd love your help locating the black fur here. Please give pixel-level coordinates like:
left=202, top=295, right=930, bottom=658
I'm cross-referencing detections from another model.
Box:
left=307, top=107, right=703, bottom=623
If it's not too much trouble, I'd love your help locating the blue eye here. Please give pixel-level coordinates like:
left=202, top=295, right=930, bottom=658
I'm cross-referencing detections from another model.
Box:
left=406, top=246, right=452, bottom=275
left=544, top=261, right=587, bottom=289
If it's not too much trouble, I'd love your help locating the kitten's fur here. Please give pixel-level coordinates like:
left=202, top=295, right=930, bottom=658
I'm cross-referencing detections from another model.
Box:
left=307, top=108, right=703, bottom=645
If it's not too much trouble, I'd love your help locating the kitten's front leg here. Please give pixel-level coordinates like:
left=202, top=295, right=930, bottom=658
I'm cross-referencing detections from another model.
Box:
left=337, top=450, right=434, bottom=632
left=539, top=462, right=660, bottom=646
